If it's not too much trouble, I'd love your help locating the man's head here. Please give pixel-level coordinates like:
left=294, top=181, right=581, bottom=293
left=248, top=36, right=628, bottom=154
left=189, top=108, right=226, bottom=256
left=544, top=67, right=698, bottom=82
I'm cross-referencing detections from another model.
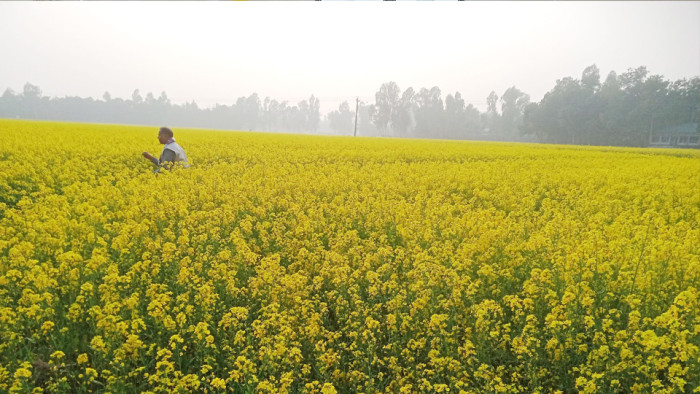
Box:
left=158, top=127, right=174, bottom=144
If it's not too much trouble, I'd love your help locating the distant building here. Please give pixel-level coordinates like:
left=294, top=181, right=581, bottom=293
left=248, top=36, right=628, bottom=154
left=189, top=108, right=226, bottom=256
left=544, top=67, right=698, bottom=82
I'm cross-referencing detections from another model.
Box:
left=650, top=123, right=699, bottom=148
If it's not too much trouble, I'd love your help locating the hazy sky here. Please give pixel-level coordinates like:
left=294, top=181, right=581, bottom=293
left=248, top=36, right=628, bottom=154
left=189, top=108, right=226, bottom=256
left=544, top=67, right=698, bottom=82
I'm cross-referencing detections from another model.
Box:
left=1, top=2, right=698, bottom=115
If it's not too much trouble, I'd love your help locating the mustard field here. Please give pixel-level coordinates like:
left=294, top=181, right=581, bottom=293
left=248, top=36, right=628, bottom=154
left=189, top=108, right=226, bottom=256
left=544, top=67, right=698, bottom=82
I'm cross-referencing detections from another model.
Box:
left=1, top=119, right=699, bottom=393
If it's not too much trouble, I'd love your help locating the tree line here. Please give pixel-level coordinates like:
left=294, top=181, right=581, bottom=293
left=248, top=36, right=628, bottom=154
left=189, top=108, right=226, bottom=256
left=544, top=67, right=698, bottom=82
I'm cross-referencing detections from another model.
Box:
left=522, top=65, right=699, bottom=146
left=328, top=83, right=530, bottom=141
left=326, top=65, right=698, bottom=146
left=0, top=87, right=321, bottom=134
left=1, top=64, right=698, bottom=146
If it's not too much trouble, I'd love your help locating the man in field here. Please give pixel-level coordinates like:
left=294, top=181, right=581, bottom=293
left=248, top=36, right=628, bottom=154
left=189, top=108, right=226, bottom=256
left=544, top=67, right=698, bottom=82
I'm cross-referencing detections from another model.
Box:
left=142, top=127, right=189, bottom=171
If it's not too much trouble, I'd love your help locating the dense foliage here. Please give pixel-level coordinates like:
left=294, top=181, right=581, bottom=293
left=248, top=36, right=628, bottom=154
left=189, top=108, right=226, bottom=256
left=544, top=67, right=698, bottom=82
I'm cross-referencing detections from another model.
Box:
left=0, top=88, right=321, bottom=134
left=522, top=66, right=700, bottom=146
left=1, top=120, right=699, bottom=393
left=3, top=65, right=698, bottom=146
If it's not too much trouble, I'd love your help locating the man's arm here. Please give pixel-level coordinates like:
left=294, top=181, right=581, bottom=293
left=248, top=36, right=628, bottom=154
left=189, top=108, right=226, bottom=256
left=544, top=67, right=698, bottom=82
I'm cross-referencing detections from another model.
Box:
left=142, top=152, right=159, bottom=166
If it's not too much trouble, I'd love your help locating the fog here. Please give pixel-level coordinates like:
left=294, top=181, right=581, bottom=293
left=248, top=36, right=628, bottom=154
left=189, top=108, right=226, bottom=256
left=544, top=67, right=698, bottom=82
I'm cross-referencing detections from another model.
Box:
left=0, top=1, right=698, bottom=144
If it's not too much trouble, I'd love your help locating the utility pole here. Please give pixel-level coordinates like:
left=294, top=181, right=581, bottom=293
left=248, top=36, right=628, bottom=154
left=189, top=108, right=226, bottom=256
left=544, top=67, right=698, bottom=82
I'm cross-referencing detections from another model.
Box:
left=354, top=97, right=359, bottom=137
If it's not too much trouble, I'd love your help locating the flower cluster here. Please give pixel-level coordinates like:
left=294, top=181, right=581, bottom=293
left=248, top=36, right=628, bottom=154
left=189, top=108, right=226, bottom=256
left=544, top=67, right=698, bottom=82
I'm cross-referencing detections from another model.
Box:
left=0, top=119, right=698, bottom=392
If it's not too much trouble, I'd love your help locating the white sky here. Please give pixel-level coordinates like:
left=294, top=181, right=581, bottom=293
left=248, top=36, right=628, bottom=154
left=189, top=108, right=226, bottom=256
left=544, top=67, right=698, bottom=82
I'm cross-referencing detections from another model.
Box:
left=1, top=1, right=698, bottom=115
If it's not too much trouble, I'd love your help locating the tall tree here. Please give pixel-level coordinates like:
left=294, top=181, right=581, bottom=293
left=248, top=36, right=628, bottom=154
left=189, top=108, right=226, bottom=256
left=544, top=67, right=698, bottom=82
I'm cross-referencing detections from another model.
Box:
left=393, top=87, right=415, bottom=137
left=668, top=77, right=700, bottom=127
left=328, top=101, right=354, bottom=133
left=414, top=87, right=444, bottom=138
left=444, top=92, right=467, bottom=139
left=598, top=70, right=626, bottom=144
left=371, top=82, right=401, bottom=133
left=131, top=89, right=143, bottom=104
left=573, top=65, right=606, bottom=144
left=485, top=91, right=500, bottom=136
left=23, top=83, right=43, bottom=118
left=307, top=95, right=321, bottom=132
left=618, top=66, right=670, bottom=145
left=464, top=104, right=481, bottom=137
left=500, top=86, right=530, bottom=139
left=581, top=64, right=601, bottom=92
left=525, top=77, right=583, bottom=144
left=0, top=88, right=19, bottom=118
left=357, top=102, right=377, bottom=136
left=244, top=93, right=261, bottom=131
